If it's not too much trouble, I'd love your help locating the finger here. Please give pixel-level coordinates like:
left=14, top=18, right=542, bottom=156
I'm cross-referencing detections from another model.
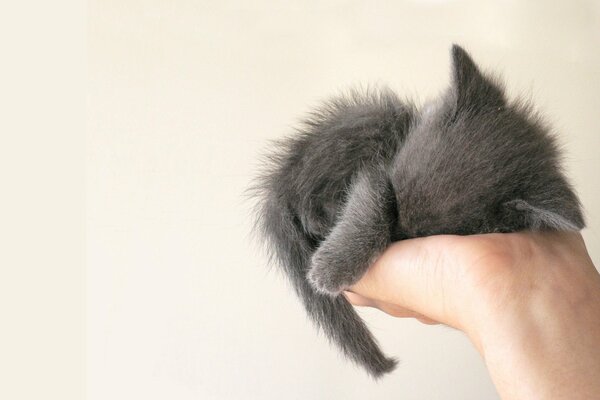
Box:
left=371, top=300, right=422, bottom=318
left=345, top=290, right=440, bottom=322
left=415, top=316, right=440, bottom=325
left=349, top=235, right=466, bottom=329
left=342, top=290, right=375, bottom=307
left=368, top=299, right=440, bottom=323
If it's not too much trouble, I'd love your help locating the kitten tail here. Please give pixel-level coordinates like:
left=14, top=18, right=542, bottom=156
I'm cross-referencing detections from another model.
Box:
left=255, top=195, right=397, bottom=378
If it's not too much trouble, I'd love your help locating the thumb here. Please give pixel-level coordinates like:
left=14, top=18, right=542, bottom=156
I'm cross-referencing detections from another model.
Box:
left=348, top=235, right=470, bottom=330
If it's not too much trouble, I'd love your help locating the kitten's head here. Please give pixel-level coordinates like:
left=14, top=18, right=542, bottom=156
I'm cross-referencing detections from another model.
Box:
left=390, top=45, right=584, bottom=239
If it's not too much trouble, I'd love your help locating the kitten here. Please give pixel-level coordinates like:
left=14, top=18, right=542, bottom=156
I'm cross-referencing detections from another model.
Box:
left=250, top=45, right=584, bottom=378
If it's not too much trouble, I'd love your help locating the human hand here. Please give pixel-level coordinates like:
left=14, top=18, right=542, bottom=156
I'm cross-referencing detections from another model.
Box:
left=345, top=232, right=600, bottom=399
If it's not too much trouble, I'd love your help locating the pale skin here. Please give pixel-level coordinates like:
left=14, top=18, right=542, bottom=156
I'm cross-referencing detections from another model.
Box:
left=343, top=232, right=600, bottom=400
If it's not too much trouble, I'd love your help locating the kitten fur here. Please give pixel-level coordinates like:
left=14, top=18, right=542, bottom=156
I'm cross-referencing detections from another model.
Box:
left=250, top=45, right=584, bottom=378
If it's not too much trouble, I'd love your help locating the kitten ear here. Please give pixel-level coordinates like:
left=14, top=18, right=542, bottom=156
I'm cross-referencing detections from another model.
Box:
left=504, top=199, right=583, bottom=231
left=450, top=44, right=505, bottom=110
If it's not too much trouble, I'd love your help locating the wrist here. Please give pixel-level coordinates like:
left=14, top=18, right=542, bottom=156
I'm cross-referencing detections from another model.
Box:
left=459, top=232, right=600, bottom=399
left=473, top=282, right=600, bottom=399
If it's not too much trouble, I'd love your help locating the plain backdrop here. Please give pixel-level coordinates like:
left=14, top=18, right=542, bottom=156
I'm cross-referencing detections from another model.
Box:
left=87, top=1, right=600, bottom=399
left=1, top=2, right=84, bottom=400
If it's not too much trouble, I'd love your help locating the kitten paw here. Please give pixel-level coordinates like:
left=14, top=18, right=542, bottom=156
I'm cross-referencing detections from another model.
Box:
left=307, top=250, right=359, bottom=296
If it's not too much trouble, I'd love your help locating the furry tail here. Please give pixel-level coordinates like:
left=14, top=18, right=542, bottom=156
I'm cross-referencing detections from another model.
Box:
left=254, top=194, right=397, bottom=378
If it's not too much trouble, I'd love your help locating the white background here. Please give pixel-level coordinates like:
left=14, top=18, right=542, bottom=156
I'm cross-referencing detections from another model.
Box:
left=88, top=1, right=600, bottom=399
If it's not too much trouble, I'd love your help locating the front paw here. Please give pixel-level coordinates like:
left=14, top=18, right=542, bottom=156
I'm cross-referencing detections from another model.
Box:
left=307, top=248, right=359, bottom=296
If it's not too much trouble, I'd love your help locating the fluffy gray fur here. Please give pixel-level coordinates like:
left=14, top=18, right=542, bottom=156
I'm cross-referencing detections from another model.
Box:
left=250, top=45, right=584, bottom=378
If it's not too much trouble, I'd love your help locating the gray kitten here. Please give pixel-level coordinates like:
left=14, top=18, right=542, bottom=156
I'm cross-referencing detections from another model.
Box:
left=250, top=45, right=584, bottom=378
